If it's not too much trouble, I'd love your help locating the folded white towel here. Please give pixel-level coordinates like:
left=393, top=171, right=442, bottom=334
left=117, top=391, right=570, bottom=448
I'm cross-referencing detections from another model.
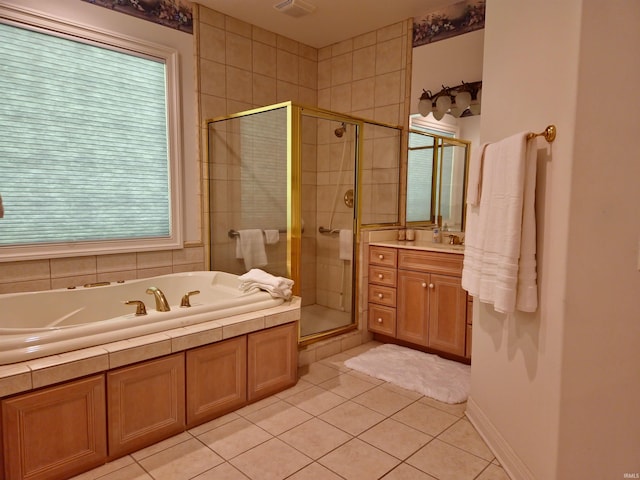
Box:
left=264, top=229, right=280, bottom=245
left=235, top=229, right=267, bottom=271
left=339, top=229, right=353, bottom=261
left=461, top=132, right=538, bottom=314
left=238, top=268, right=294, bottom=300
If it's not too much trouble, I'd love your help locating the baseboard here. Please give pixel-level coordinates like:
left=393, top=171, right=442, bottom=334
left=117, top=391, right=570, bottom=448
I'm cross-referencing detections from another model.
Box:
left=465, top=396, right=536, bottom=480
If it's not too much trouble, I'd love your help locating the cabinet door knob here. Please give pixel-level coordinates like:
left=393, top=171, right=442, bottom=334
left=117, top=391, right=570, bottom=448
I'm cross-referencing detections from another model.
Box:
left=429, top=283, right=435, bottom=289
left=377, top=317, right=383, bottom=323
left=421, top=282, right=427, bottom=288
left=378, top=273, right=384, bottom=279
left=378, top=293, right=384, bottom=299
left=378, top=254, right=384, bottom=260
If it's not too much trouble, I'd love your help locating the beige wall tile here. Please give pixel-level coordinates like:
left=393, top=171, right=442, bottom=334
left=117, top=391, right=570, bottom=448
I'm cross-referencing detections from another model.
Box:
left=50, top=256, right=97, bottom=278
left=201, top=93, right=227, bottom=121
left=97, top=252, right=137, bottom=273
left=353, top=45, right=376, bottom=81
left=351, top=77, right=375, bottom=111
left=226, top=66, right=253, bottom=103
left=374, top=71, right=402, bottom=107
left=107, top=337, right=173, bottom=369
left=200, top=59, right=226, bottom=96
left=277, top=80, right=299, bottom=103
left=354, top=31, right=377, bottom=50
left=299, top=57, right=317, bottom=89
left=330, top=84, right=351, bottom=113
left=253, top=42, right=277, bottom=77
left=377, top=22, right=404, bottom=42
left=172, top=246, right=205, bottom=266
left=0, top=364, right=32, bottom=397
left=97, top=270, right=137, bottom=283
left=331, top=38, right=353, bottom=57
left=253, top=73, right=277, bottom=106
left=277, top=49, right=299, bottom=83
left=225, top=16, right=251, bottom=37
left=199, top=7, right=225, bottom=28
left=0, top=279, right=51, bottom=294
left=0, top=259, right=50, bottom=282
left=277, top=35, right=299, bottom=55
left=253, top=26, right=276, bottom=46
left=331, top=53, right=353, bottom=86
left=199, top=23, right=225, bottom=63
left=375, top=37, right=403, bottom=75
left=137, top=250, right=173, bottom=269
left=226, top=32, right=252, bottom=71
left=136, top=266, right=173, bottom=279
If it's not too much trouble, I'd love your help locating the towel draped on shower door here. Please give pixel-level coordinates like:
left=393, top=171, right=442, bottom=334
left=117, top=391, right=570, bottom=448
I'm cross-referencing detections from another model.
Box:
left=461, top=132, right=538, bottom=314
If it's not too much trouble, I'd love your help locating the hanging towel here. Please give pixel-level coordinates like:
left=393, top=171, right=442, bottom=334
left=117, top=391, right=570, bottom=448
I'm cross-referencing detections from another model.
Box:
left=238, top=268, right=294, bottom=300
left=264, top=229, right=280, bottom=245
left=235, top=229, right=267, bottom=271
left=339, top=229, right=353, bottom=261
left=461, top=132, right=538, bottom=314
left=466, top=143, right=489, bottom=206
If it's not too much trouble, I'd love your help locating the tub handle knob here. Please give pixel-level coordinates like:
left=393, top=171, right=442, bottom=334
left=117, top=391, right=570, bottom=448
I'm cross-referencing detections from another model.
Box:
left=125, top=300, right=147, bottom=316
left=180, top=290, right=200, bottom=308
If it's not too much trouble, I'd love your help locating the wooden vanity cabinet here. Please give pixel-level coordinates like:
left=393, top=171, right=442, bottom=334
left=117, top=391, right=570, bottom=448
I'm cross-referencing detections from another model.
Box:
left=368, top=246, right=398, bottom=337
left=368, top=245, right=471, bottom=361
left=107, top=353, right=185, bottom=459
left=2, top=375, right=107, bottom=480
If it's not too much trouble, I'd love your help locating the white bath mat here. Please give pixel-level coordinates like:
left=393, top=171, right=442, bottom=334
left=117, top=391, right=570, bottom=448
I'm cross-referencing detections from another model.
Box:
left=344, top=343, right=471, bottom=404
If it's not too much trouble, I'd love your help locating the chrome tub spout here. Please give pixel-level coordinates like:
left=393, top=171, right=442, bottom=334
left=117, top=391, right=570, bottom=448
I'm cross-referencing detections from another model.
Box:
left=146, top=287, right=171, bottom=312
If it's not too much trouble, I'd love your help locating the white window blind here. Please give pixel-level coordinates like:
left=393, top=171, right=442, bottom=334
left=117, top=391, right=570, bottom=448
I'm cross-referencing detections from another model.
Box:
left=0, top=11, right=181, bottom=260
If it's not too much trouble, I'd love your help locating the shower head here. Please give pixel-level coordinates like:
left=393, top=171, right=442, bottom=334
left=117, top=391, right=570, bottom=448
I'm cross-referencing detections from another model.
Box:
left=334, top=122, right=347, bottom=138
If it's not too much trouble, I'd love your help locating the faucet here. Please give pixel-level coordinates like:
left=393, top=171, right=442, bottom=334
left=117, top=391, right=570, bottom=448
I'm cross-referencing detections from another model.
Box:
left=146, top=287, right=171, bottom=312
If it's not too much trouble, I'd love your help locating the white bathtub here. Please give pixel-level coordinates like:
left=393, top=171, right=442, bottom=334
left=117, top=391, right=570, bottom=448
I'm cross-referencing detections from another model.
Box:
left=0, top=271, right=285, bottom=365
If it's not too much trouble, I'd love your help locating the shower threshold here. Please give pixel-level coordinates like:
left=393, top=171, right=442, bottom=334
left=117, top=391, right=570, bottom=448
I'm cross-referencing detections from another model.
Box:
left=300, top=304, right=352, bottom=338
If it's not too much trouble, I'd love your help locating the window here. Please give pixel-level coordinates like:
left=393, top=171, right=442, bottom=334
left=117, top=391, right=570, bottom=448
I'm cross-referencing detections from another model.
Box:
left=0, top=6, right=182, bottom=261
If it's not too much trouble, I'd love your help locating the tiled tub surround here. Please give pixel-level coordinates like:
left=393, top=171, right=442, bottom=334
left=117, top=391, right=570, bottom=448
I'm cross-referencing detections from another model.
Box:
left=0, top=271, right=285, bottom=365
left=0, top=298, right=300, bottom=479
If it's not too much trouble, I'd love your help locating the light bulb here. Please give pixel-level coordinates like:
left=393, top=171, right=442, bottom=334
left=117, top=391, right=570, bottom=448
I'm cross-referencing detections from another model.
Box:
left=435, top=95, right=451, bottom=113
left=455, top=91, right=471, bottom=110
left=418, top=98, right=432, bottom=117
left=432, top=109, right=445, bottom=121
left=450, top=105, right=463, bottom=118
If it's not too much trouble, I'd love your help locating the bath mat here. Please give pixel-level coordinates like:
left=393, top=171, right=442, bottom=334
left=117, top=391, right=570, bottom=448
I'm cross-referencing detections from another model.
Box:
left=344, top=344, right=471, bottom=404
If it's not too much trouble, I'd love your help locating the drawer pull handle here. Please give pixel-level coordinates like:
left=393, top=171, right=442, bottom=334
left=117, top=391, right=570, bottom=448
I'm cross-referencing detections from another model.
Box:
left=377, top=317, right=383, bottom=323
left=378, top=254, right=384, bottom=260
left=378, top=293, right=384, bottom=299
left=378, top=274, right=384, bottom=279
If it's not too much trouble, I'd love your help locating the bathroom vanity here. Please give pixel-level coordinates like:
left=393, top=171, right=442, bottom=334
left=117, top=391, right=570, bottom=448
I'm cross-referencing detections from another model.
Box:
left=367, top=240, right=472, bottom=363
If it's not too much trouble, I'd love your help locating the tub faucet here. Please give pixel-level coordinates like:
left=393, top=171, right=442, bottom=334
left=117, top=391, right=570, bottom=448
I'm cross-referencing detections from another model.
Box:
left=146, top=287, right=171, bottom=312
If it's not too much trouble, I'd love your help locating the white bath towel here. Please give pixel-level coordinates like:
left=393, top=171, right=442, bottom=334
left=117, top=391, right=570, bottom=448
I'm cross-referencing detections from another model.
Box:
left=339, top=229, right=353, bottom=261
left=461, top=132, right=538, bottom=313
left=235, top=229, right=267, bottom=271
left=466, top=143, right=489, bottom=206
left=264, top=229, right=280, bottom=245
left=238, top=268, right=294, bottom=300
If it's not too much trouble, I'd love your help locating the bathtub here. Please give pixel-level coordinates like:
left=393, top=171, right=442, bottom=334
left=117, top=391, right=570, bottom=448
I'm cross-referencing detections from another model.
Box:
left=0, top=271, right=286, bottom=365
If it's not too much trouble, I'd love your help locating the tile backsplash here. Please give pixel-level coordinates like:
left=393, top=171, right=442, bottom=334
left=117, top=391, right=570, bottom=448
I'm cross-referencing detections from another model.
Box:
left=0, top=245, right=205, bottom=294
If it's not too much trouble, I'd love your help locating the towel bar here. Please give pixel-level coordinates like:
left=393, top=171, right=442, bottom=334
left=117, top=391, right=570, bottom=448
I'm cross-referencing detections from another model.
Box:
left=527, top=125, right=557, bottom=143
left=228, top=228, right=286, bottom=239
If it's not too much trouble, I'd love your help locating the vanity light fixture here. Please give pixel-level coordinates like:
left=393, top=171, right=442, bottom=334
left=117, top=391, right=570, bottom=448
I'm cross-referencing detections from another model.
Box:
left=418, top=81, right=482, bottom=120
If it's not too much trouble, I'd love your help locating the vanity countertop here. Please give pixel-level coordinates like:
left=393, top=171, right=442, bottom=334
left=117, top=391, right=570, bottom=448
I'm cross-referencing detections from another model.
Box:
left=369, top=239, right=465, bottom=254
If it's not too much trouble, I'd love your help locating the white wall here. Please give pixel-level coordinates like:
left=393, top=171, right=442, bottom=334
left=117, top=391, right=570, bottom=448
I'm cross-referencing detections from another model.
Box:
left=469, top=1, right=640, bottom=479
left=3, top=0, right=199, bottom=244
left=410, top=29, right=485, bottom=117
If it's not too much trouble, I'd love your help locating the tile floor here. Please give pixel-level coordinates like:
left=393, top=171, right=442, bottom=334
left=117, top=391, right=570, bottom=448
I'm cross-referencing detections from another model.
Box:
left=71, top=342, right=511, bottom=480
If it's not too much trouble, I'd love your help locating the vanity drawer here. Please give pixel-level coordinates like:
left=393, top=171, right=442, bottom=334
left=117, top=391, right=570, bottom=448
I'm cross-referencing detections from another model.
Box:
left=369, top=265, right=397, bottom=287
left=368, top=284, right=396, bottom=307
left=369, top=246, right=397, bottom=268
left=398, top=249, right=463, bottom=276
left=368, top=304, right=396, bottom=337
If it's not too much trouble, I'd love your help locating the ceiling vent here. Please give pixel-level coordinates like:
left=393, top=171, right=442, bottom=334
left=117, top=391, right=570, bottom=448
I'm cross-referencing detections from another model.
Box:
left=273, top=0, right=317, bottom=18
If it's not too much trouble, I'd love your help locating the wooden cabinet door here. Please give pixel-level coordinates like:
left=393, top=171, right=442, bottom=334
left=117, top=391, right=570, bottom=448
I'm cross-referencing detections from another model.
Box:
left=186, top=336, right=247, bottom=428
left=428, top=274, right=467, bottom=357
left=397, top=270, right=430, bottom=347
left=247, top=322, right=298, bottom=402
left=107, top=353, right=185, bottom=458
left=2, top=375, right=106, bottom=480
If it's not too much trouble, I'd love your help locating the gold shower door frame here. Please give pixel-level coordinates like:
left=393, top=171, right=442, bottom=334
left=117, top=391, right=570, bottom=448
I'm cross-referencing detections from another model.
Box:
left=206, top=101, right=401, bottom=344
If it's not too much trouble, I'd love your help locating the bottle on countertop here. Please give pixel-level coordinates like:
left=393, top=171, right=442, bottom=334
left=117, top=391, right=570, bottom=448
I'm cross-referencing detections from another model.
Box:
left=432, top=224, right=441, bottom=243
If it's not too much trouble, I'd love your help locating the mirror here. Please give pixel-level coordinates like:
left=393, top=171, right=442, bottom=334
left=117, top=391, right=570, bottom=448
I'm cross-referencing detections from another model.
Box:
left=406, top=128, right=470, bottom=231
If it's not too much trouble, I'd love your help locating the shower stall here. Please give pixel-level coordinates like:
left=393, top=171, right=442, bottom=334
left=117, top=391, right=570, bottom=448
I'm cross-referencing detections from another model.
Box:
left=207, top=102, right=401, bottom=344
